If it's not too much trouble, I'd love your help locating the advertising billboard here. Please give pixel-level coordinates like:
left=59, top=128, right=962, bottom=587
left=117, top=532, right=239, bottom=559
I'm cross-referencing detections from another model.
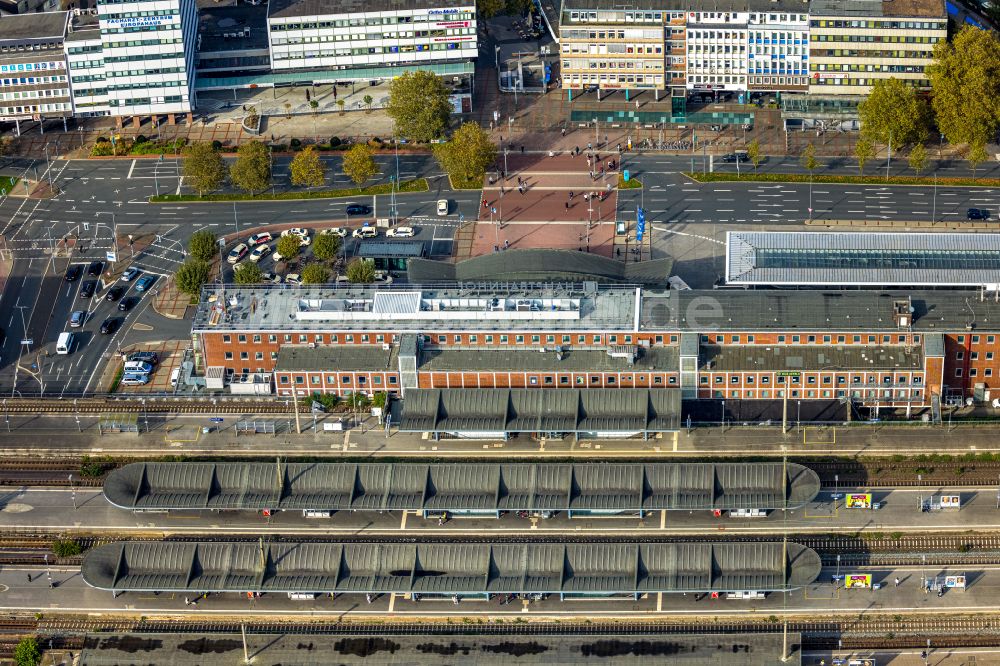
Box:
left=940, top=495, right=961, bottom=509
left=945, top=575, right=966, bottom=589
left=845, top=574, right=872, bottom=589
left=846, top=493, right=872, bottom=509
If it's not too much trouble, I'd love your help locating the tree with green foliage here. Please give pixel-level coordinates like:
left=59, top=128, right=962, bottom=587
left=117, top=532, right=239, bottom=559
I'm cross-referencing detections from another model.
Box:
left=927, top=26, right=1000, bottom=148
left=312, top=233, right=341, bottom=261
left=433, top=122, right=498, bottom=187
left=182, top=142, right=226, bottom=196
left=746, top=138, right=762, bottom=173
left=478, top=0, right=506, bottom=17
left=857, top=78, right=930, bottom=154
left=371, top=391, right=388, bottom=409
left=386, top=70, right=453, bottom=142
left=854, top=136, right=875, bottom=176
left=968, top=141, right=989, bottom=180
left=908, top=143, right=928, bottom=176
left=175, top=259, right=210, bottom=295
left=363, top=94, right=374, bottom=113
left=801, top=142, right=819, bottom=174
left=14, top=637, right=40, bottom=666
left=276, top=234, right=301, bottom=262
left=301, top=262, right=331, bottom=284
left=289, top=145, right=326, bottom=188
left=188, top=229, right=217, bottom=262
left=336, top=99, right=345, bottom=115
left=345, top=258, right=376, bottom=283
left=342, top=143, right=379, bottom=185
left=233, top=262, right=263, bottom=284
left=228, top=141, right=271, bottom=194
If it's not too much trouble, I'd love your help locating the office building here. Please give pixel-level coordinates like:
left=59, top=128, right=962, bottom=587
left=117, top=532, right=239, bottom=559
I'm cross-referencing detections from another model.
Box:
left=0, top=11, right=73, bottom=130
left=557, top=0, right=945, bottom=99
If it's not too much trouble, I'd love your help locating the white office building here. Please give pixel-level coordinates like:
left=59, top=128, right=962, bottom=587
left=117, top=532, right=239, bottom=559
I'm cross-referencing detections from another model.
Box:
left=685, top=11, right=749, bottom=92
left=68, top=0, right=198, bottom=123
left=266, top=0, right=477, bottom=73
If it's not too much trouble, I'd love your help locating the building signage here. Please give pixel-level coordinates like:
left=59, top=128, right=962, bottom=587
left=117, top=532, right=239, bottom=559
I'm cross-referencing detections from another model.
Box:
left=104, top=15, right=175, bottom=29
left=845, top=574, right=872, bottom=589
left=436, top=21, right=470, bottom=28
left=845, top=493, right=872, bottom=509
left=776, top=371, right=800, bottom=377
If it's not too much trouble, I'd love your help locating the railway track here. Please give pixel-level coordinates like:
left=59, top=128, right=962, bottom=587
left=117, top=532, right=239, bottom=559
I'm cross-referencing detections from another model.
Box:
left=0, top=397, right=302, bottom=415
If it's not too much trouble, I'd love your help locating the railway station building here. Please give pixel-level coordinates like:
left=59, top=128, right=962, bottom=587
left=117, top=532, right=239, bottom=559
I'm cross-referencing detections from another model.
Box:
left=104, top=461, right=821, bottom=515
left=82, top=540, right=822, bottom=600
left=191, top=278, right=1000, bottom=419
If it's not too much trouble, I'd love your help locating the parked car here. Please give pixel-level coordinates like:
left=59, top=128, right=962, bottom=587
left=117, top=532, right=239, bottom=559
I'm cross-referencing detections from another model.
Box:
left=79, top=280, right=96, bottom=299
left=88, top=260, right=104, bottom=276
left=248, top=232, right=273, bottom=246
left=345, top=204, right=371, bottom=216
left=968, top=208, right=991, bottom=220
left=121, top=267, right=141, bottom=282
left=322, top=227, right=348, bottom=237
left=249, top=244, right=272, bottom=262
left=721, top=152, right=750, bottom=163
left=437, top=199, right=449, bottom=216
left=120, top=373, right=149, bottom=386
left=386, top=226, right=415, bottom=238
left=134, top=275, right=156, bottom=292
left=105, top=285, right=125, bottom=302
left=123, top=360, right=153, bottom=374
left=282, top=227, right=311, bottom=239
left=99, top=317, right=120, bottom=334
left=286, top=273, right=302, bottom=285
left=118, top=296, right=137, bottom=312
left=352, top=226, right=377, bottom=239
left=262, top=272, right=282, bottom=285
left=69, top=310, right=86, bottom=327
left=228, top=243, right=249, bottom=264
left=65, top=265, right=81, bottom=282
left=127, top=351, right=159, bottom=365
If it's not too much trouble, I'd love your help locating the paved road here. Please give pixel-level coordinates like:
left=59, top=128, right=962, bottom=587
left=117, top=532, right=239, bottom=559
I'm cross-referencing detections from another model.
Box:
left=0, top=487, right=987, bottom=536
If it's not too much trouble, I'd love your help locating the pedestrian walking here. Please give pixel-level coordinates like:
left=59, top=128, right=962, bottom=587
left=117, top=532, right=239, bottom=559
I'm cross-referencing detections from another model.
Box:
left=26, top=574, right=31, bottom=583
left=561, top=127, right=566, bottom=137
left=587, top=142, right=592, bottom=151
left=520, top=145, right=524, bottom=153
left=574, top=146, right=579, bottom=155
left=569, top=191, right=574, bottom=199
left=589, top=170, right=594, bottom=180
left=600, top=165, right=604, bottom=176
left=504, top=239, right=510, bottom=249
left=565, top=202, right=569, bottom=211
left=894, top=577, right=900, bottom=587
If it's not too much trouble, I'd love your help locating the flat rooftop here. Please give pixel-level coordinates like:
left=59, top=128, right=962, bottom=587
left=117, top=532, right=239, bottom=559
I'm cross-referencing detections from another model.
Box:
left=810, top=0, right=945, bottom=18
left=0, top=11, right=67, bottom=41
left=268, top=0, right=471, bottom=20
left=419, top=346, right=679, bottom=373
left=198, top=5, right=268, bottom=52
left=727, top=231, right=1000, bottom=287
left=194, top=285, right=1000, bottom=334
left=700, top=344, right=923, bottom=372
left=193, top=284, right=639, bottom=334
left=275, top=344, right=398, bottom=372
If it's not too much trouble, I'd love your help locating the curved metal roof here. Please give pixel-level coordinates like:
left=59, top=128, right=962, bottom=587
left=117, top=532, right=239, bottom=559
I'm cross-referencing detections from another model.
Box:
left=104, top=462, right=820, bottom=513
left=82, top=541, right=821, bottom=595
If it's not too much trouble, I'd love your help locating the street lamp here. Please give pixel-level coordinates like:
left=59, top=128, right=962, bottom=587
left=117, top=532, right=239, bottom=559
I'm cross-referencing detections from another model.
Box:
left=69, top=474, right=77, bottom=510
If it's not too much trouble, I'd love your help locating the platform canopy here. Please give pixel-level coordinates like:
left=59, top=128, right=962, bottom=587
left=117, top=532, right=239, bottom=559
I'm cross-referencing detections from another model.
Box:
left=82, top=541, right=821, bottom=595
left=104, top=461, right=820, bottom=513
left=399, top=388, right=681, bottom=434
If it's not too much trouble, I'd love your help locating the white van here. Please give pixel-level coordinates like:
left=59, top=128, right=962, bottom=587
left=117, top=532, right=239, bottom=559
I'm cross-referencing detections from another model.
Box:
left=56, top=332, right=74, bottom=355
left=170, top=367, right=181, bottom=387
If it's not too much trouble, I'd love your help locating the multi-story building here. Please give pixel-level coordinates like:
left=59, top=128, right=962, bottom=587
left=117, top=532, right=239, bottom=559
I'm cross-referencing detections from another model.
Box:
left=94, top=0, right=198, bottom=124
left=558, top=0, right=944, bottom=99
left=0, top=12, right=73, bottom=131
left=266, top=0, right=477, bottom=77
left=192, top=280, right=1000, bottom=417
left=64, top=12, right=109, bottom=117
left=807, top=0, right=946, bottom=95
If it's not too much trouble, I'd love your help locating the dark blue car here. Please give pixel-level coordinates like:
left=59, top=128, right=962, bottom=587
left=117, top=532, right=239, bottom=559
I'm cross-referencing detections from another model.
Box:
left=134, top=275, right=156, bottom=292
